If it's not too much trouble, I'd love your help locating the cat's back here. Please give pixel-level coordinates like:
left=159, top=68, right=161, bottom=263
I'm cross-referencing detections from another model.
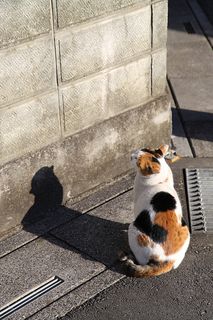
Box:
left=134, top=180, right=180, bottom=219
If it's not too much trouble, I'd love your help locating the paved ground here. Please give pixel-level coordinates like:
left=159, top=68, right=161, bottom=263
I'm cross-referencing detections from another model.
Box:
left=62, top=235, right=213, bottom=320
left=0, top=0, right=213, bottom=319
left=168, top=0, right=213, bottom=157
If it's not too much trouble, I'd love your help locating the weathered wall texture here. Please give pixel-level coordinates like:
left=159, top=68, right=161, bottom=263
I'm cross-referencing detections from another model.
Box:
left=0, top=0, right=170, bottom=235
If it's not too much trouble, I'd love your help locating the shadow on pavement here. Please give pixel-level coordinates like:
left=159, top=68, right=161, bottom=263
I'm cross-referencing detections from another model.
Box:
left=21, top=166, right=129, bottom=275
left=197, top=0, right=213, bottom=25
left=172, top=108, right=213, bottom=142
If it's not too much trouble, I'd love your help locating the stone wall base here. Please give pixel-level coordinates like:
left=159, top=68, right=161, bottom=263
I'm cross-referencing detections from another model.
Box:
left=0, top=93, right=171, bottom=237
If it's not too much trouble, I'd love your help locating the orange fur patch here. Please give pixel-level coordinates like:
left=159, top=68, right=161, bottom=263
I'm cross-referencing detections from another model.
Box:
left=154, top=211, right=189, bottom=255
left=137, top=233, right=152, bottom=247
left=158, top=144, right=169, bottom=156
left=134, top=260, right=174, bottom=277
left=137, top=154, right=161, bottom=176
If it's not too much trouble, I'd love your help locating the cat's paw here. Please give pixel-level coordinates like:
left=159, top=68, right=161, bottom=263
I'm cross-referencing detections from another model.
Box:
left=137, top=233, right=152, bottom=247
left=123, top=258, right=137, bottom=277
left=117, top=250, right=128, bottom=262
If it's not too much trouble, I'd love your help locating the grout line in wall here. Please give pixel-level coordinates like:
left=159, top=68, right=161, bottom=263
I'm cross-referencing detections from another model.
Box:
left=58, top=47, right=166, bottom=90
left=55, top=0, right=167, bottom=36
left=61, top=93, right=169, bottom=139
left=150, top=4, right=154, bottom=96
left=0, top=47, right=167, bottom=112
left=0, top=0, right=166, bottom=52
left=0, top=89, right=57, bottom=112
left=54, top=2, right=151, bottom=35
left=151, top=55, right=153, bottom=97
left=0, top=92, right=167, bottom=168
left=61, top=91, right=66, bottom=133
left=55, top=0, right=59, bottom=29
left=50, top=0, right=64, bottom=139
left=151, top=4, right=154, bottom=50
left=0, top=32, right=52, bottom=53
left=57, top=40, right=63, bottom=83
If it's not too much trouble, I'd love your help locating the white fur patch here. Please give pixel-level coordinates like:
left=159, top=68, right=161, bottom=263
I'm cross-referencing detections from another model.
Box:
left=128, top=148, right=190, bottom=270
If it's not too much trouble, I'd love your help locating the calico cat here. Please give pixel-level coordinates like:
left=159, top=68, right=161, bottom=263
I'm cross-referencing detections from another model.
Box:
left=120, top=145, right=190, bottom=277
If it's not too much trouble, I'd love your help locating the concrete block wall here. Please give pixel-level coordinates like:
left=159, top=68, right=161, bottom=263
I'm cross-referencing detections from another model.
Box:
left=0, top=0, right=170, bottom=235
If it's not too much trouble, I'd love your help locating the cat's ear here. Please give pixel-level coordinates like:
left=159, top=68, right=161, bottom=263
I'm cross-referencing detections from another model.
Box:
left=156, top=144, right=169, bottom=157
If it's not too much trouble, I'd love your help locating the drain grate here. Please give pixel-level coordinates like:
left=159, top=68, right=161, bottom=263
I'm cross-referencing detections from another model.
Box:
left=0, top=276, right=63, bottom=319
left=185, top=168, right=213, bottom=233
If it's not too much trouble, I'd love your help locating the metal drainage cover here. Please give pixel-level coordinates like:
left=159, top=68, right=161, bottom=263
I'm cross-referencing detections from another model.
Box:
left=185, top=168, right=213, bottom=234
left=0, top=276, right=63, bottom=319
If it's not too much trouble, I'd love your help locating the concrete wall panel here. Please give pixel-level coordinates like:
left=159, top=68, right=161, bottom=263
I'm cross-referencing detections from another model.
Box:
left=57, top=7, right=151, bottom=82
left=62, top=55, right=151, bottom=136
left=0, top=37, right=55, bottom=107
left=0, top=0, right=169, bottom=236
left=152, top=49, right=167, bottom=96
left=108, top=56, right=151, bottom=114
left=0, top=92, right=60, bottom=165
left=153, top=0, right=168, bottom=49
left=0, top=0, right=51, bottom=48
left=56, top=0, right=150, bottom=28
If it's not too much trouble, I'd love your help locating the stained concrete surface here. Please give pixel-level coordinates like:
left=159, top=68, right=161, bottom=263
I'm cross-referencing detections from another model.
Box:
left=0, top=94, right=170, bottom=235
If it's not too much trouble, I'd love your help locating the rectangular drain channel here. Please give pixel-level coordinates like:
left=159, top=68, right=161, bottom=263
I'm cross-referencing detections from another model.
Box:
left=185, top=168, right=213, bottom=234
left=0, top=276, right=63, bottom=319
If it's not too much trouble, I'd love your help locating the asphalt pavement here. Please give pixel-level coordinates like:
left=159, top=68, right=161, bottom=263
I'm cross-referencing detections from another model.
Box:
left=60, top=159, right=213, bottom=320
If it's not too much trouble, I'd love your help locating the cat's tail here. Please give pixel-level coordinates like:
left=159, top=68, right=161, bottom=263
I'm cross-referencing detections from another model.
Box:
left=119, top=252, right=174, bottom=277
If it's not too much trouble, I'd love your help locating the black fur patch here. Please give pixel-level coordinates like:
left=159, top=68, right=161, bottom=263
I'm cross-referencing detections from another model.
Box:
left=151, top=224, right=168, bottom=243
left=181, top=217, right=187, bottom=226
left=141, top=148, right=160, bottom=158
left=155, top=148, right=163, bottom=157
left=134, top=209, right=168, bottom=244
left=134, top=210, right=152, bottom=235
left=141, top=148, right=152, bottom=153
left=151, top=192, right=176, bottom=212
left=148, top=258, right=160, bottom=266
left=152, top=157, right=160, bottom=164
left=125, top=263, right=136, bottom=277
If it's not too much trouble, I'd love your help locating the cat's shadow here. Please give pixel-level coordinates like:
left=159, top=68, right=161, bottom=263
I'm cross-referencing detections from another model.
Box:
left=21, top=166, right=129, bottom=275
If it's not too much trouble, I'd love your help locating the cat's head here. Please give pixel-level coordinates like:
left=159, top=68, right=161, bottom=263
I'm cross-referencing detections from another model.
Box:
left=131, top=145, right=170, bottom=178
